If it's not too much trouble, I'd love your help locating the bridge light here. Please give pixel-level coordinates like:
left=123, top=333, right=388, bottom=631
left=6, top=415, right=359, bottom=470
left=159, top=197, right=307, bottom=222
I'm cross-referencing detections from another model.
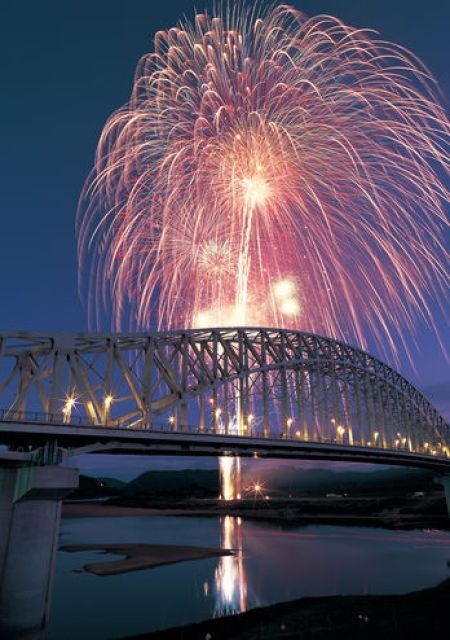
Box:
left=104, top=395, right=113, bottom=408
left=373, top=431, right=379, bottom=441
left=287, top=417, right=293, bottom=428
left=169, top=415, right=175, bottom=425
left=63, top=396, right=75, bottom=411
left=62, top=395, right=76, bottom=423
left=394, top=439, right=400, bottom=448
left=336, top=425, right=345, bottom=437
left=295, top=430, right=301, bottom=438
left=330, top=418, right=336, bottom=424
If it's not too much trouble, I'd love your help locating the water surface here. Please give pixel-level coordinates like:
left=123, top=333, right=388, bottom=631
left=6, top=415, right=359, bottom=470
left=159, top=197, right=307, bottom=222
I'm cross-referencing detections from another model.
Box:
left=48, top=515, right=450, bottom=639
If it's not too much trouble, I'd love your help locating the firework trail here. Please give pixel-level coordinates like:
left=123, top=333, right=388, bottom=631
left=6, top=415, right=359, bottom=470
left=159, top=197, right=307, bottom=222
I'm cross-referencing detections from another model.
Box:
left=77, top=3, right=449, bottom=358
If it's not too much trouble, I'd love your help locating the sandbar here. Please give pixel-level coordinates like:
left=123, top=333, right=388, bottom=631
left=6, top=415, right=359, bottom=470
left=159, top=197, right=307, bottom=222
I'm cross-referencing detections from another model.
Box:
left=60, top=542, right=233, bottom=575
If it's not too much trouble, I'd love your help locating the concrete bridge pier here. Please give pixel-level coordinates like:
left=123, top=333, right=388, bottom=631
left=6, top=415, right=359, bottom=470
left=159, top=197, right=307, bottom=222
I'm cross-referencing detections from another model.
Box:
left=0, top=458, right=79, bottom=639
left=437, top=476, right=450, bottom=518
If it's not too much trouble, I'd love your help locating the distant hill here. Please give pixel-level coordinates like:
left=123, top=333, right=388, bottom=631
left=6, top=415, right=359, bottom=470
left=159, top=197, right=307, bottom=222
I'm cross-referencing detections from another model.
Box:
left=67, top=465, right=440, bottom=503
left=97, top=477, right=127, bottom=489
left=67, top=474, right=126, bottom=499
left=243, top=466, right=438, bottom=497
left=122, top=469, right=220, bottom=498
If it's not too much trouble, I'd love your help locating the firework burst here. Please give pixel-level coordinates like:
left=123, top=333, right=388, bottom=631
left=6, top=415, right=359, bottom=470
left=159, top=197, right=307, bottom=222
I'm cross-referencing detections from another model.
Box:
left=77, top=3, right=449, bottom=361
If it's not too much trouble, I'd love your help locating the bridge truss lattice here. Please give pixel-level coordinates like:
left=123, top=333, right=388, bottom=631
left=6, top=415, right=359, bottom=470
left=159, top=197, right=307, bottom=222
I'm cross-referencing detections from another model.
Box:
left=0, top=329, right=448, bottom=460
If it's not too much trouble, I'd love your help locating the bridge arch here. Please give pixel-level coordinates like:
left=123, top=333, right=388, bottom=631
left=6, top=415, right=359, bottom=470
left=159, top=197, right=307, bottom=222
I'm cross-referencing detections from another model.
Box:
left=0, top=328, right=447, bottom=461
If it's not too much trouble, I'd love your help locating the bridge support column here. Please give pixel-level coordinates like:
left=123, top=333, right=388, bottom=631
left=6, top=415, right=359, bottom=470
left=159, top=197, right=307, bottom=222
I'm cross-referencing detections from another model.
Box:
left=0, top=461, right=79, bottom=639
left=437, top=476, right=450, bottom=518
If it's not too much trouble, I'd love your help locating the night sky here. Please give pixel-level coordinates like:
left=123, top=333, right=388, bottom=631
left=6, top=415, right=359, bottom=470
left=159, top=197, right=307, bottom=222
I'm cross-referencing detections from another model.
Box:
left=1, top=1, right=448, bottom=477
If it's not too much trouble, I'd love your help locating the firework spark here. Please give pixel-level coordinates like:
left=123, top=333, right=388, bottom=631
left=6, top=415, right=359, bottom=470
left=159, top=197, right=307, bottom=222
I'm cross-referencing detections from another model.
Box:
left=77, top=3, right=449, bottom=356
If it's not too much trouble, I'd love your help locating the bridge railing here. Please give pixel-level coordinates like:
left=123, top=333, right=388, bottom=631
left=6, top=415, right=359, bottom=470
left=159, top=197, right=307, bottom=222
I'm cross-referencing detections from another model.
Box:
left=0, top=408, right=119, bottom=429
left=1, top=407, right=449, bottom=460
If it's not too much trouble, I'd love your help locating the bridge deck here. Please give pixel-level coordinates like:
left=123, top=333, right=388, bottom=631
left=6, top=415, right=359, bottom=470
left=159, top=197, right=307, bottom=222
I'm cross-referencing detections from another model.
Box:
left=2, top=420, right=450, bottom=473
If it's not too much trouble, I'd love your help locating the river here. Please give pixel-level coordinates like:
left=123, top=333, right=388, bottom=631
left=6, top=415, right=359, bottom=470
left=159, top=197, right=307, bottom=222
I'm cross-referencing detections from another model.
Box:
left=48, top=514, right=450, bottom=639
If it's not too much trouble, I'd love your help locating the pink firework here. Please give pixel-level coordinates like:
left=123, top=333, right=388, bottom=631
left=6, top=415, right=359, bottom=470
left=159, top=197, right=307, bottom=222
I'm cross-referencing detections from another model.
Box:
left=77, top=3, right=449, bottom=359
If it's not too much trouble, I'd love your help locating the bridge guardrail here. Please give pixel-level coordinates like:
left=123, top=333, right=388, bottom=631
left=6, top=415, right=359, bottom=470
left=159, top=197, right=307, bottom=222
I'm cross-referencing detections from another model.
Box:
left=0, top=407, right=448, bottom=460
left=0, top=408, right=121, bottom=429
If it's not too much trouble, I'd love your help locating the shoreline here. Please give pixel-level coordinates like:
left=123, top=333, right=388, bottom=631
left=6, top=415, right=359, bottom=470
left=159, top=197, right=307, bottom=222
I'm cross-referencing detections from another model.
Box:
left=60, top=501, right=450, bottom=638
left=62, top=503, right=191, bottom=518
left=121, top=578, right=450, bottom=639
left=61, top=501, right=450, bottom=530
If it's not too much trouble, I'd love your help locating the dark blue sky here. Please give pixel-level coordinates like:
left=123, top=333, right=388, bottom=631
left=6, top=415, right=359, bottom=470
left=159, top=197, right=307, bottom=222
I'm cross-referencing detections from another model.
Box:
left=1, top=0, right=448, bottom=465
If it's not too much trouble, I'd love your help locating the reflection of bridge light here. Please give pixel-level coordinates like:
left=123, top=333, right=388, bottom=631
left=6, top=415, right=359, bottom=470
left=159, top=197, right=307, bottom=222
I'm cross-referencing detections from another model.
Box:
left=214, top=515, right=247, bottom=617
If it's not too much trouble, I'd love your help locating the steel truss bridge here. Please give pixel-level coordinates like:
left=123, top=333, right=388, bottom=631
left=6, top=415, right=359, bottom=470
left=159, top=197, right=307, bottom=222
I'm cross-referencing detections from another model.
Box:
left=0, top=328, right=449, bottom=471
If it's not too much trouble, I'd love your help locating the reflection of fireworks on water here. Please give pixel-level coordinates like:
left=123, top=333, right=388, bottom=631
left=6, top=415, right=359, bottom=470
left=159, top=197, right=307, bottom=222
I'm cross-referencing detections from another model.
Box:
left=77, top=3, right=448, bottom=357
left=214, top=515, right=247, bottom=616
left=77, top=5, right=449, bottom=499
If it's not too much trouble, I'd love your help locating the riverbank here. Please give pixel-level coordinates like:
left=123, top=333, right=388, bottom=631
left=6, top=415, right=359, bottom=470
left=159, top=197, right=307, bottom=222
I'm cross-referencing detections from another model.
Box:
left=122, top=578, right=450, bottom=639
left=62, top=503, right=193, bottom=518
left=58, top=502, right=450, bottom=639
left=62, top=497, right=450, bottom=530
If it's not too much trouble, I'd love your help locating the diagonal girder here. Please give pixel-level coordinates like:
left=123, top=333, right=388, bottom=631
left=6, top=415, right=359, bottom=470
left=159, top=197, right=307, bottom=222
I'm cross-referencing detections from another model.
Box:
left=0, top=329, right=447, bottom=462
